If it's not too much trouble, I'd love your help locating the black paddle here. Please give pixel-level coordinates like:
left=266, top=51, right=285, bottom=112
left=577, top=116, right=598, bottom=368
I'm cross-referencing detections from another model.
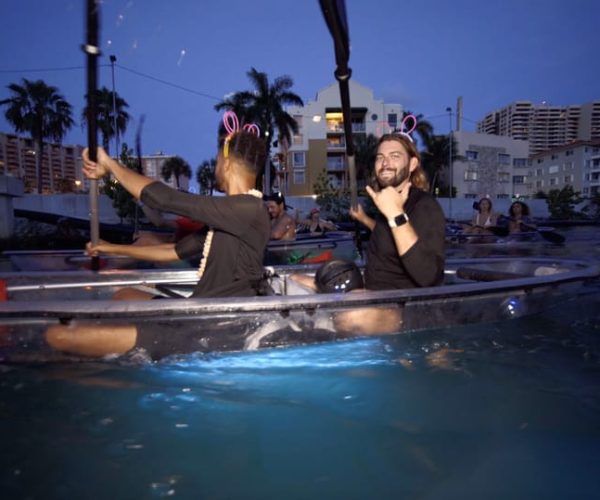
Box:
left=83, top=0, right=100, bottom=270
left=520, top=222, right=565, bottom=244
left=318, top=0, right=363, bottom=258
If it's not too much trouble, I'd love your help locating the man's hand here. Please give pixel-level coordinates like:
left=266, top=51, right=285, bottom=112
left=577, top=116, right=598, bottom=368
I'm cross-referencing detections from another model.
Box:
left=82, top=147, right=112, bottom=179
left=349, top=203, right=366, bottom=223
left=86, top=239, right=110, bottom=256
left=366, top=181, right=411, bottom=219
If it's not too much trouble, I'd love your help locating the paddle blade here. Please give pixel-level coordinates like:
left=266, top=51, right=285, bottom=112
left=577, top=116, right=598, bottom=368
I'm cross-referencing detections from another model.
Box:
left=538, top=228, right=565, bottom=244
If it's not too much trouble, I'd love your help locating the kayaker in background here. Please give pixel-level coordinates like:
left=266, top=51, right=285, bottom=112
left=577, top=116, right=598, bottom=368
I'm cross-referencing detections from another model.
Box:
left=464, top=197, right=498, bottom=234
left=264, top=191, right=296, bottom=240
left=297, top=207, right=337, bottom=235
left=504, top=201, right=536, bottom=234
left=46, top=113, right=271, bottom=359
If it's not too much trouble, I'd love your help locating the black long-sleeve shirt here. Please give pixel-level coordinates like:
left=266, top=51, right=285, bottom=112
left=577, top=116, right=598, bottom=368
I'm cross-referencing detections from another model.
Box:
left=141, top=182, right=270, bottom=298
left=364, top=187, right=445, bottom=290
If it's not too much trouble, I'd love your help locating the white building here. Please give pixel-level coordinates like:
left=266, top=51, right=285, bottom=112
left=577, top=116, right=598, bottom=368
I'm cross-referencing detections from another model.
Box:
left=279, top=81, right=402, bottom=196
left=451, top=131, right=531, bottom=199
left=530, top=139, right=600, bottom=196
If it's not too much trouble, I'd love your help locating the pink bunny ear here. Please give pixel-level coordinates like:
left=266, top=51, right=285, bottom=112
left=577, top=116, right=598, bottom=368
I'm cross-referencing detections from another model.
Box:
left=401, top=114, right=417, bottom=135
left=396, top=114, right=417, bottom=143
left=242, top=123, right=261, bottom=136
left=223, top=111, right=240, bottom=135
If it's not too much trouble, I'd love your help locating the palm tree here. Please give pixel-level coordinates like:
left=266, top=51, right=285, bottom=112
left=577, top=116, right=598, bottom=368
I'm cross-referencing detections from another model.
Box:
left=82, top=86, right=130, bottom=155
left=0, top=78, right=74, bottom=193
left=353, top=133, right=378, bottom=189
left=196, top=159, right=216, bottom=195
left=214, top=67, right=304, bottom=189
left=161, top=156, right=192, bottom=190
left=421, top=134, right=460, bottom=195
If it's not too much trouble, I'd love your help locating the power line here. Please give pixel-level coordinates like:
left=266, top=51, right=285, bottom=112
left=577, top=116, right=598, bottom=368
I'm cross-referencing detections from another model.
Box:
left=116, top=64, right=221, bottom=101
left=0, top=65, right=109, bottom=73
left=0, top=63, right=222, bottom=102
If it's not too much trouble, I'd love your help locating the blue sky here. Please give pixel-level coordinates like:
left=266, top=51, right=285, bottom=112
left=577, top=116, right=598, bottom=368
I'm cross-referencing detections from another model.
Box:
left=1, top=0, right=598, bottom=177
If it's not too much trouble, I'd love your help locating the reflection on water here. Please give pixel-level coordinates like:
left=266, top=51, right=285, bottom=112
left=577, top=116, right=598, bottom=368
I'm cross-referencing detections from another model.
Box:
left=1, top=289, right=599, bottom=499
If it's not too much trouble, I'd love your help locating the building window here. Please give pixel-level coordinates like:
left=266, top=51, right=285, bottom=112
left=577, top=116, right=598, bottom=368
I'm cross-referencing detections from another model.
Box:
left=536, top=168, right=543, bottom=176
left=513, top=175, right=526, bottom=184
left=565, top=149, right=573, bottom=156
left=548, top=165, right=559, bottom=174
left=498, top=153, right=511, bottom=165
left=293, top=152, right=305, bottom=167
left=563, top=175, right=572, bottom=183
left=536, top=180, right=543, bottom=188
left=464, top=193, right=477, bottom=199
left=513, top=158, right=528, bottom=167
left=498, top=172, right=511, bottom=183
left=549, top=177, right=557, bottom=186
left=466, top=150, right=479, bottom=161
left=497, top=193, right=510, bottom=199
left=563, top=161, right=574, bottom=170
left=551, top=154, right=558, bottom=160
left=293, top=169, right=305, bottom=184
left=387, top=113, right=398, bottom=129
left=464, top=170, right=478, bottom=181
left=293, top=134, right=303, bottom=145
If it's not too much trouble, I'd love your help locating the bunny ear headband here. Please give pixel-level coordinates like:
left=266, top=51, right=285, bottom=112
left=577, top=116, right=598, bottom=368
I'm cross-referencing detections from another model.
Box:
left=222, top=111, right=260, bottom=158
left=394, top=114, right=418, bottom=143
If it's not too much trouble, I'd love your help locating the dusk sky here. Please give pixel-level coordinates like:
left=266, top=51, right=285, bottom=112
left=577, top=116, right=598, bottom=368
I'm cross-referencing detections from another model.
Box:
left=1, top=0, right=598, bottom=182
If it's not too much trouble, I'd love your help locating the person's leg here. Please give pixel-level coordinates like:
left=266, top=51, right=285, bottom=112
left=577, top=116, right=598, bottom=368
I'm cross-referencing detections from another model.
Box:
left=112, top=287, right=156, bottom=301
left=333, top=305, right=403, bottom=336
left=45, top=323, right=138, bottom=357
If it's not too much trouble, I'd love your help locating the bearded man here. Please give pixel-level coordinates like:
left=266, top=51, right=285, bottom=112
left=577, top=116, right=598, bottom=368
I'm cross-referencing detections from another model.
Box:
left=350, top=133, right=445, bottom=289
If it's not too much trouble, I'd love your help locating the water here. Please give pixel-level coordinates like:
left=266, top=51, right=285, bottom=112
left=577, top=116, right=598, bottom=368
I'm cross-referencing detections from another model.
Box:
left=1, top=226, right=600, bottom=499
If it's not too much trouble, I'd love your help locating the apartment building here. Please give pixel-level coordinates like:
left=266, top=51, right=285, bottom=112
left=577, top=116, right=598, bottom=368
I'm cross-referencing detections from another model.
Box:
left=279, top=80, right=402, bottom=196
left=477, top=101, right=600, bottom=155
left=0, top=132, right=83, bottom=193
left=0, top=132, right=187, bottom=193
left=451, top=131, right=532, bottom=199
left=530, top=139, right=600, bottom=196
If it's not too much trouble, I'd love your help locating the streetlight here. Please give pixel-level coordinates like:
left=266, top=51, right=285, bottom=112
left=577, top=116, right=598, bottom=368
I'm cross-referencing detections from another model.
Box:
left=446, top=106, right=453, bottom=221
left=109, top=55, right=119, bottom=157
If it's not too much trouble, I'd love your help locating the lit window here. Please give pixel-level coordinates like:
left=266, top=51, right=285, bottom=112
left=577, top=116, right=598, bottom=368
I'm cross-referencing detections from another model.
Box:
left=293, top=152, right=305, bottom=167
left=293, top=169, right=305, bottom=184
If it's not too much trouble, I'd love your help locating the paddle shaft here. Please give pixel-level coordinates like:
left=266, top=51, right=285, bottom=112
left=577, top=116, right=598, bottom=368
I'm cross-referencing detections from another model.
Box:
left=84, top=0, right=100, bottom=270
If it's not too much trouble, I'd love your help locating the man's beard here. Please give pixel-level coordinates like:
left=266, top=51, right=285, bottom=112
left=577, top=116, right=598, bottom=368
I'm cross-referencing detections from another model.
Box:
left=376, top=165, right=409, bottom=189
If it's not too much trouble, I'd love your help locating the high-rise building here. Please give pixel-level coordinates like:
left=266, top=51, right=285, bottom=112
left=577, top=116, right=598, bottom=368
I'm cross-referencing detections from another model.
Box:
left=0, top=132, right=83, bottom=193
left=0, top=132, right=188, bottom=193
left=477, top=101, right=600, bottom=155
left=280, top=81, right=402, bottom=196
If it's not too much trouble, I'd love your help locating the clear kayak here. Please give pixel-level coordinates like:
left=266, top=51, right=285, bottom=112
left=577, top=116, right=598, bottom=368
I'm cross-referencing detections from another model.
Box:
left=0, top=257, right=598, bottom=363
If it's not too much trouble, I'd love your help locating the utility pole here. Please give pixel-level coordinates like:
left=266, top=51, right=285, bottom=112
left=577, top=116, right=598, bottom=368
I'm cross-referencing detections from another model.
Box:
left=446, top=106, right=453, bottom=221
left=109, top=55, right=119, bottom=157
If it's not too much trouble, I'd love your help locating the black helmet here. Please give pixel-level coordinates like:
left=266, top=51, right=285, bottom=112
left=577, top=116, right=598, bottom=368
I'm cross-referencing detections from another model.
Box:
left=315, top=260, right=364, bottom=293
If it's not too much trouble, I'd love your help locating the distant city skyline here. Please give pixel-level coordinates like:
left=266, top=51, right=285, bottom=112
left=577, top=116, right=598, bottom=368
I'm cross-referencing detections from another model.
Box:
left=1, top=0, right=598, bottom=178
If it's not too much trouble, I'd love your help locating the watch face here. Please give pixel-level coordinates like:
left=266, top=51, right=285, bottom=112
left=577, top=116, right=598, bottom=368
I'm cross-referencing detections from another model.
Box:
left=394, top=213, right=408, bottom=226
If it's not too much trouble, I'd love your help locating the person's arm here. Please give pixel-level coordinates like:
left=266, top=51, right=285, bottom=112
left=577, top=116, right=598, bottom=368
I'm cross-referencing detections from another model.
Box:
left=87, top=239, right=180, bottom=262
left=141, top=204, right=177, bottom=229
left=83, top=147, right=153, bottom=200
left=271, top=213, right=295, bottom=240
left=366, top=183, right=418, bottom=256
left=320, top=219, right=338, bottom=231
left=349, top=203, right=376, bottom=231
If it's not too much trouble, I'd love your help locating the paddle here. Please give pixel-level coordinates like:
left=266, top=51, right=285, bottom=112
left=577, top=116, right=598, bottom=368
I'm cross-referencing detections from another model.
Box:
left=83, top=0, right=101, bottom=270
left=318, top=0, right=363, bottom=257
left=520, top=222, right=565, bottom=244
left=494, top=215, right=565, bottom=243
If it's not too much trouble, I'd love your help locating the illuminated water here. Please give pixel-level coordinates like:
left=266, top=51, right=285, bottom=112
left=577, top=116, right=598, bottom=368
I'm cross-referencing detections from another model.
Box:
left=0, top=226, right=599, bottom=498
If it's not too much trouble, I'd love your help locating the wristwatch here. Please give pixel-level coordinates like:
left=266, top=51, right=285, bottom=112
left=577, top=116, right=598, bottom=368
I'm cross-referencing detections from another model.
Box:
left=388, top=212, right=409, bottom=228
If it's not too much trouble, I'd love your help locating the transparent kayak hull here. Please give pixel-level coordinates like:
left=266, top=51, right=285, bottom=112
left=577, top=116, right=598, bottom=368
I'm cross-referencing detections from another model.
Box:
left=0, top=258, right=598, bottom=362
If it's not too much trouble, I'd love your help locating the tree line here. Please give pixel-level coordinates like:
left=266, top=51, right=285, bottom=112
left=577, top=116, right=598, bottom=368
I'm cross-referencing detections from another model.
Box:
left=1, top=69, right=455, bottom=203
